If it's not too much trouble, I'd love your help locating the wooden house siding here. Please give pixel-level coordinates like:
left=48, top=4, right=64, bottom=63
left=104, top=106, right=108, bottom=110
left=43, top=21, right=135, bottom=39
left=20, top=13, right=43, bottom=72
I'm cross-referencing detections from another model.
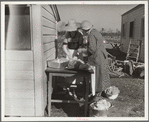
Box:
left=120, top=5, right=144, bottom=62
left=5, top=108, right=34, bottom=117
left=31, top=4, right=57, bottom=116
left=5, top=4, right=59, bottom=117
left=41, top=5, right=57, bottom=112
left=139, top=39, right=144, bottom=62
left=5, top=51, right=35, bottom=116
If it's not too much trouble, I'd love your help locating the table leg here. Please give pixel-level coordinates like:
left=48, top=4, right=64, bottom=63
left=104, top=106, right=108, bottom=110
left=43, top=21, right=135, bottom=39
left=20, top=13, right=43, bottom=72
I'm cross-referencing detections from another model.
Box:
left=48, top=73, right=52, bottom=116
left=84, top=76, right=89, bottom=117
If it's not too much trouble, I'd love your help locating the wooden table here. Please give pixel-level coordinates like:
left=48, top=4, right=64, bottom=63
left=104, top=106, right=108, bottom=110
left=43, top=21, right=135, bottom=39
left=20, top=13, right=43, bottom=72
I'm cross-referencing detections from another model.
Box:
left=45, top=67, right=93, bottom=117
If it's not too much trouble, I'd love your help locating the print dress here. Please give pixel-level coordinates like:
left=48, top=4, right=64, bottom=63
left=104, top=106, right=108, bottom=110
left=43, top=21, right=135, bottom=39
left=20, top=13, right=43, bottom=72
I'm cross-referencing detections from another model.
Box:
left=87, top=29, right=111, bottom=93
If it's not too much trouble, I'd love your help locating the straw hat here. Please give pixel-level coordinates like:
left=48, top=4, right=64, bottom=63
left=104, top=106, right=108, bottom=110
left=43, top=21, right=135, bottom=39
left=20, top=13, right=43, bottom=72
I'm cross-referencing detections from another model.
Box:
left=62, top=19, right=80, bottom=31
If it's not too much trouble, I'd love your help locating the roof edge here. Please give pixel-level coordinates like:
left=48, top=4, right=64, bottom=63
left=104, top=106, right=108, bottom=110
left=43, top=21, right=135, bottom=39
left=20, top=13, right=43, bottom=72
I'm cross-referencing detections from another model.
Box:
left=121, top=4, right=144, bottom=16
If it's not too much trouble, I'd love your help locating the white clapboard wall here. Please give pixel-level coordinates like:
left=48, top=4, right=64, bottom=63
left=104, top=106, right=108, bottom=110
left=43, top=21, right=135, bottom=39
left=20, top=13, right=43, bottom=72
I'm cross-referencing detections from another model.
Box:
left=5, top=4, right=57, bottom=117
left=5, top=51, right=35, bottom=116
left=41, top=4, right=57, bottom=113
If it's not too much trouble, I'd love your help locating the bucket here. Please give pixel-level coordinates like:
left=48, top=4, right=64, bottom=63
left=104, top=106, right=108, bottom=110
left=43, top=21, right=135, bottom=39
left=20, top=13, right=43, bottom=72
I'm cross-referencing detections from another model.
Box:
left=89, top=107, right=108, bottom=117
left=104, top=86, right=120, bottom=100
left=106, top=94, right=119, bottom=100
left=89, top=99, right=111, bottom=117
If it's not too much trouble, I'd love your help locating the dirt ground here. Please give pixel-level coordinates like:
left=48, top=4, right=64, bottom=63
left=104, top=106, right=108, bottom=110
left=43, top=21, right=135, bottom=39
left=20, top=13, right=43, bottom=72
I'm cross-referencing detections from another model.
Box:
left=48, top=76, right=144, bottom=117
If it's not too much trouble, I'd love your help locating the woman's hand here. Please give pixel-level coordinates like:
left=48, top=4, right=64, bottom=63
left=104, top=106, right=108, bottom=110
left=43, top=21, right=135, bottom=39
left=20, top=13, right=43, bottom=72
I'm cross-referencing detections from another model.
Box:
left=72, top=56, right=78, bottom=60
left=77, top=48, right=82, bottom=53
left=78, top=48, right=87, bottom=53
left=68, top=55, right=72, bottom=60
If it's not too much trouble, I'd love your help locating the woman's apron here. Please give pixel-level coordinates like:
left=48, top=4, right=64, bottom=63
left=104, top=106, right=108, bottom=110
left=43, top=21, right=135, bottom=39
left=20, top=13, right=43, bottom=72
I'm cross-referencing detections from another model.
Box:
left=66, top=49, right=78, bottom=60
left=66, top=39, right=83, bottom=85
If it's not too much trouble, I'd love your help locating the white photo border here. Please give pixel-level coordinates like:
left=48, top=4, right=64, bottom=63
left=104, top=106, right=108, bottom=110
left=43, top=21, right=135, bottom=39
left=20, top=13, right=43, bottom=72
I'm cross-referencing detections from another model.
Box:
left=1, top=1, right=148, bottom=121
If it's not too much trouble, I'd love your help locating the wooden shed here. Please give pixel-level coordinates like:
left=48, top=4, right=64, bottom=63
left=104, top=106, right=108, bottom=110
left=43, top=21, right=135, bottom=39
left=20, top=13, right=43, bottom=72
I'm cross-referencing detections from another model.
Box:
left=120, top=4, right=145, bottom=62
left=5, top=4, right=60, bottom=117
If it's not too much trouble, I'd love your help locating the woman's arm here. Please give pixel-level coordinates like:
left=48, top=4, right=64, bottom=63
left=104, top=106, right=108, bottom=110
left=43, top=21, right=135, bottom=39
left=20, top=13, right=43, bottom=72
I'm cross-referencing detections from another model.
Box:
left=93, top=30, right=109, bottom=58
left=87, top=33, right=97, bottom=56
left=63, top=38, right=72, bottom=59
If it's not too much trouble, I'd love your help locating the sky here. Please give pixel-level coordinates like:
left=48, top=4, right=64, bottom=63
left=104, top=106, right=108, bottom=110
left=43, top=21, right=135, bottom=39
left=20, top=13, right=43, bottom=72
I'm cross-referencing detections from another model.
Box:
left=57, top=4, right=138, bottom=32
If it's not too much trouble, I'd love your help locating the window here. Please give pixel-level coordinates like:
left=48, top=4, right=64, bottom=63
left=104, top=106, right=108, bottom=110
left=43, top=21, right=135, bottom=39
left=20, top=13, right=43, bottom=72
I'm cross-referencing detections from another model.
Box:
left=141, top=18, right=144, bottom=38
left=5, top=5, right=31, bottom=50
left=122, top=23, right=126, bottom=38
left=129, top=21, right=134, bottom=38
left=122, top=24, right=125, bottom=38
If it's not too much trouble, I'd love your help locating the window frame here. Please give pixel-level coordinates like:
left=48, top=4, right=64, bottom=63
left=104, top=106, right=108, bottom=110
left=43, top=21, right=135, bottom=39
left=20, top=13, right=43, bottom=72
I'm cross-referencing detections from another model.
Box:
left=129, top=21, right=135, bottom=38
left=140, top=17, right=144, bottom=39
left=122, top=22, right=127, bottom=39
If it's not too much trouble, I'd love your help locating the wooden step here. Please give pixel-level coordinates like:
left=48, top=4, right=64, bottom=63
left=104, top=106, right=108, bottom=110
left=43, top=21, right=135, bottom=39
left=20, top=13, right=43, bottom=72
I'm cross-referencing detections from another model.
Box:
left=126, top=39, right=141, bottom=62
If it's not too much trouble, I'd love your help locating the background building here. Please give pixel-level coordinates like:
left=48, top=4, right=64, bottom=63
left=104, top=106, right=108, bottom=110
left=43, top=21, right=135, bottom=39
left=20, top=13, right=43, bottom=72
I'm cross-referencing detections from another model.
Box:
left=120, top=4, right=144, bottom=62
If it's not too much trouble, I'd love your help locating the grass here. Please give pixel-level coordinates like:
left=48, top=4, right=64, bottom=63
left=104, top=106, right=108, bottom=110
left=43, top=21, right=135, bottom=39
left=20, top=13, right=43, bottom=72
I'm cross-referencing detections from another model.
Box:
left=108, top=77, right=144, bottom=117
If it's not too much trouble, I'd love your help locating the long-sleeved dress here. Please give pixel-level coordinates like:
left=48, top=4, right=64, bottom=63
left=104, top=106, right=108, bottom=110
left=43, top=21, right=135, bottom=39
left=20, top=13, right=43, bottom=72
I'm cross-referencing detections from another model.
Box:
left=87, top=29, right=111, bottom=93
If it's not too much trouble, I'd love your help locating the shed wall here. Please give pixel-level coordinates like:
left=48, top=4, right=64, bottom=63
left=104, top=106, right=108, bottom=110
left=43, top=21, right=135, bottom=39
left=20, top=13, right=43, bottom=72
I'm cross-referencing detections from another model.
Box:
left=120, top=5, right=144, bottom=62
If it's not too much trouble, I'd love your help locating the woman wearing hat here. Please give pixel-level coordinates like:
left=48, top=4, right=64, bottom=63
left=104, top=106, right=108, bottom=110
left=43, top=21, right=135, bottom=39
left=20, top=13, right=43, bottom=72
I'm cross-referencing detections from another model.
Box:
left=62, top=19, right=85, bottom=95
left=62, top=19, right=83, bottom=60
left=79, top=20, right=111, bottom=102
